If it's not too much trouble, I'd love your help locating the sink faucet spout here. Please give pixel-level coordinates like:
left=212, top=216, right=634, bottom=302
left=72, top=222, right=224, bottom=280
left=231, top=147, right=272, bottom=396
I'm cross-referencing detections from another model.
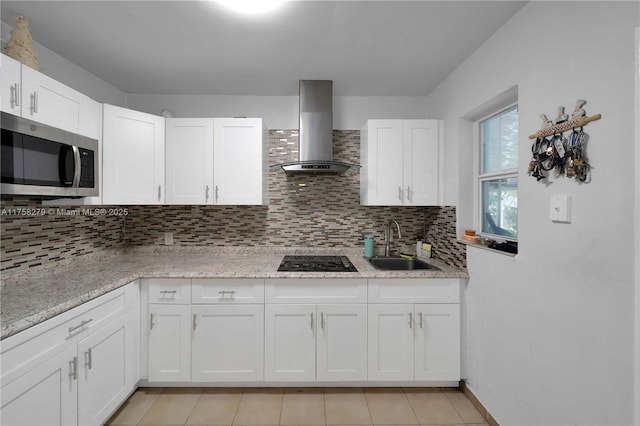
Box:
left=384, top=220, right=402, bottom=256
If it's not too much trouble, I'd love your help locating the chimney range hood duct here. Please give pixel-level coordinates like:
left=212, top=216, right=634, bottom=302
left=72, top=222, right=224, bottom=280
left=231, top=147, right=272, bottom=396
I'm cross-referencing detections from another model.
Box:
left=279, top=80, right=358, bottom=175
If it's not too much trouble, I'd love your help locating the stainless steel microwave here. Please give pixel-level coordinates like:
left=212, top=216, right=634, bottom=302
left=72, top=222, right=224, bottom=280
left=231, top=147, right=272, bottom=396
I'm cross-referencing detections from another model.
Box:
left=1, top=113, right=99, bottom=198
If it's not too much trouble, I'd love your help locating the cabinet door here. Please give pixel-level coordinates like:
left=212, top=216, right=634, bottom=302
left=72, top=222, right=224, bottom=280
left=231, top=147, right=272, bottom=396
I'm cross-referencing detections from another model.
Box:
left=414, top=304, right=460, bottom=381
left=361, top=120, right=404, bottom=206
left=213, top=118, right=267, bottom=205
left=20, top=65, right=99, bottom=138
left=103, top=104, right=165, bottom=204
left=316, top=304, right=367, bottom=381
left=192, top=305, right=264, bottom=382
left=0, top=54, right=22, bottom=115
left=148, top=304, right=191, bottom=382
left=403, top=120, right=439, bottom=205
left=367, top=304, right=414, bottom=381
left=0, top=346, right=77, bottom=426
left=77, top=316, right=131, bottom=426
left=165, top=118, right=214, bottom=204
left=264, top=304, right=316, bottom=381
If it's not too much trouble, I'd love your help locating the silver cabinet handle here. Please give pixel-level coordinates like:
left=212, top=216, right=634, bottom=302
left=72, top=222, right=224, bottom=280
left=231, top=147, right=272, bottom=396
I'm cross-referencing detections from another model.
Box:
left=72, top=145, right=81, bottom=188
left=193, top=314, right=197, bottom=330
left=157, top=185, right=162, bottom=201
left=69, top=318, right=93, bottom=335
left=159, top=290, right=177, bottom=294
left=11, top=83, right=19, bottom=107
left=206, top=185, right=210, bottom=202
left=408, top=312, right=413, bottom=329
left=85, top=348, right=93, bottom=370
left=320, top=312, right=324, bottom=330
left=398, top=186, right=402, bottom=201
left=31, top=91, right=38, bottom=113
left=310, top=312, right=314, bottom=330
left=407, top=186, right=411, bottom=201
left=215, top=185, right=219, bottom=202
left=218, top=290, right=236, bottom=298
left=150, top=313, right=155, bottom=330
left=69, top=357, right=77, bottom=380
left=419, top=312, right=423, bottom=329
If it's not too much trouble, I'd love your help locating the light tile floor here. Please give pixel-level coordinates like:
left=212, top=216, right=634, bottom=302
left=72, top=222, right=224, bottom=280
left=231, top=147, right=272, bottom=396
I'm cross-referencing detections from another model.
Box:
left=106, top=387, right=488, bottom=426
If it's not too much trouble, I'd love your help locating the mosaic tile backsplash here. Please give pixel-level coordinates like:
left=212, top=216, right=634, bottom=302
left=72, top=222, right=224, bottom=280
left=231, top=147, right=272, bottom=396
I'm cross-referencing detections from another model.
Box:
left=1, top=130, right=465, bottom=272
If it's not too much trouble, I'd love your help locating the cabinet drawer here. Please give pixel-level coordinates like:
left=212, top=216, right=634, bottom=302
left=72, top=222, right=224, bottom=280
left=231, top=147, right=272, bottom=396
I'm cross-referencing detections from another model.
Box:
left=192, top=279, right=264, bottom=304
left=368, top=278, right=460, bottom=303
left=148, top=279, right=191, bottom=304
left=1, top=283, right=134, bottom=384
left=265, top=279, right=367, bottom=304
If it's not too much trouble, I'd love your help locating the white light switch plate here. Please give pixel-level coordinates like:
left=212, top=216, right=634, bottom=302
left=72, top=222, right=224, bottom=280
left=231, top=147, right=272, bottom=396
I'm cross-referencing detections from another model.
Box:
left=550, top=195, right=571, bottom=223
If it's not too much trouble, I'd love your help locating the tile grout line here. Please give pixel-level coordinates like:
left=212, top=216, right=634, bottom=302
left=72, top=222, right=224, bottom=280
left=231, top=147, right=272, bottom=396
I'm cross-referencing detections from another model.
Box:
left=401, top=387, right=421, bottom=425
left=183, top=387, right=206, bottom=425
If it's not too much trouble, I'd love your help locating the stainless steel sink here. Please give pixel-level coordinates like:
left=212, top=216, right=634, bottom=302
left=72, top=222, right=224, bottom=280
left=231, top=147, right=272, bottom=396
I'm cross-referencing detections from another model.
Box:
left=366, top=256, right=439, bottom=271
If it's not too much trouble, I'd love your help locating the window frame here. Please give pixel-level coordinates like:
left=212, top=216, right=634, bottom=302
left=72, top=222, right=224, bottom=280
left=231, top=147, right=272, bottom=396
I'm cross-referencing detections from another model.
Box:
left=475, top=102, right=519, bottom=241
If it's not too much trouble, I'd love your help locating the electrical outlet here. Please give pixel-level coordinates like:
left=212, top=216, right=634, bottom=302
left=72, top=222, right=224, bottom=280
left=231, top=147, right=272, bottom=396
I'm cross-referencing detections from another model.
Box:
left=164, top=232, right=174, bottom=245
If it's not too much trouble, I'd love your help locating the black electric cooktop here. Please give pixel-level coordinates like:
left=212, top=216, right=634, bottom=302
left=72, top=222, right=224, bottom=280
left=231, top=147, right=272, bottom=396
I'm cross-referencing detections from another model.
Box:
left=277, top=255, right=358, bottom=272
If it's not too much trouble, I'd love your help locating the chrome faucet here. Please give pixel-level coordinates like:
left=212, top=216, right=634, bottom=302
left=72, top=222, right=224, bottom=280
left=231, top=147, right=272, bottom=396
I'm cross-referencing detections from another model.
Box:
left=384, top=220, right=402, bottom=256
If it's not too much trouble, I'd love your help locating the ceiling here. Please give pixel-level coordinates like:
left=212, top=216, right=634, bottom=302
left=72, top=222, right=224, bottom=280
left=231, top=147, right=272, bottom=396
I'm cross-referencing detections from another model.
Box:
left=0, top=1, right=527, bottom=96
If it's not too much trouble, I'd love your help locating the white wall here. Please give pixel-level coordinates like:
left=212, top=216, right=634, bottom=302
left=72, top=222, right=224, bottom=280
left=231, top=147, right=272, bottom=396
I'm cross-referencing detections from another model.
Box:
left=126, top=93, right=429, bottom=129
left=427, top=2, right=639, bottom=425
left=1, top=21, right=127, bottom=106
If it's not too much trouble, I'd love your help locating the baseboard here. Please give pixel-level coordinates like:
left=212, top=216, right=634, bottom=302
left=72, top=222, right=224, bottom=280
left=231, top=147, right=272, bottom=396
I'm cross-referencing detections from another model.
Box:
left=459, top=380, right=500, bottom=426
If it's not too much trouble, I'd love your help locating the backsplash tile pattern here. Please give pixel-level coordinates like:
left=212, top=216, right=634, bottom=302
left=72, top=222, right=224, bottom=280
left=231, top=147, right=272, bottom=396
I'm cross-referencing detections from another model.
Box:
left=0, top=130, right=465, bottom=272
left=0, top=201, right=124, bottom=271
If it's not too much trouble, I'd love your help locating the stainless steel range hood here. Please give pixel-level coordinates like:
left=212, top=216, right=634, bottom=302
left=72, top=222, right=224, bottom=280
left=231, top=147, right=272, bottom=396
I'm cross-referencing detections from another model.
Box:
left=279, top=80, right=358, bottom=175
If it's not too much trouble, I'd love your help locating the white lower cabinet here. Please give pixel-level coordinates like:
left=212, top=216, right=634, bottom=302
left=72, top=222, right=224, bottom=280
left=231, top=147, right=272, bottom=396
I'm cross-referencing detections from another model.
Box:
left=192, top=305, right=264, bottom=382
left=148, top=304, right=192, bottom=382
left=1, top=346, right=78, bottom=426
left=368, top=303, right=460, bottom=381
left=0, top=282, right=139, bottom=426
left=264, top=303, right=367, bottom=382
left=143, top=277, right=460, bottom=386
left=77, top=314, right=132, bottom=425
left=316, top=304, right=368, bottom=381
left=146, top=278, right=265, bottom=383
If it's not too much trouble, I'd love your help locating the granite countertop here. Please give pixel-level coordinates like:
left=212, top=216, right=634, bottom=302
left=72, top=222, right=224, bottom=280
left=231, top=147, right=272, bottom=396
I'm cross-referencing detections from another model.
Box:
left=0, top=247, right=468, bottom=340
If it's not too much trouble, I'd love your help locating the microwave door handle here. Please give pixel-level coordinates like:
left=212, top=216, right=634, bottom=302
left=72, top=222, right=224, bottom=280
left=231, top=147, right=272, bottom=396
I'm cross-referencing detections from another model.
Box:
left=72, top=146, right=81, bottom=188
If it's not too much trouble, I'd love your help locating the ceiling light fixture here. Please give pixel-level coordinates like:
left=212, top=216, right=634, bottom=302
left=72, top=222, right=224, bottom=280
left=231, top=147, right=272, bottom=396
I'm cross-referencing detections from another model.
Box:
left=215, top=0, right=286, bottom=15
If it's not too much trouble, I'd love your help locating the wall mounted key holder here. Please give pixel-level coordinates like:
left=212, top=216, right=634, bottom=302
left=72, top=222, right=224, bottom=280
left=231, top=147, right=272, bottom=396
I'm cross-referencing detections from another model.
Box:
left=528, top=99, right=601, bottom=183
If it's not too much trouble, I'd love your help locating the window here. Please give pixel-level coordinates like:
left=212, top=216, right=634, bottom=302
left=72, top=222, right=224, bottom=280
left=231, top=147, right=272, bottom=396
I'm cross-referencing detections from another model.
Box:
left=478, top=105, right=518, bottom=239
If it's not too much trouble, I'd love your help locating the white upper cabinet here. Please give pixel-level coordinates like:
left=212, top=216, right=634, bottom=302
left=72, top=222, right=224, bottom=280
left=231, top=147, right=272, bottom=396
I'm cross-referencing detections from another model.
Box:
left=213, top=117, right=268, bottom=205
left=403, top=120, right=439, bottom=205
left=0, top=54, right=22, bottom=116
left=165, top=118, right=215, bottom=204
left=361, top=119, right=440, bottom=206
left=102, top=104, right=165, bottom=204
left=165, top=117, right=268, bottom=205
left=0, top=55, right=100, bottom=139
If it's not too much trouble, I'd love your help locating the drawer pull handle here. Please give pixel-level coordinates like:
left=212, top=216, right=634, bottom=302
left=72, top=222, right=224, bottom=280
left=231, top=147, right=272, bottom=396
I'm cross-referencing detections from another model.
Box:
left=408, top=312, right=413, bottom=329
left=218, top=290, right=236, bottom=298
left=159, top=290, right=177, bottom=294
left=85, top=348, right=93, bottom=370
left=68, top=318, right=93, bottom=334
left=310, top=312, right=314, bottom=330
left=150, top=313, right=155, bottom=330
left=321, top=312, right=325, bottom=330
left=419, top=312, right=423, bottom=329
